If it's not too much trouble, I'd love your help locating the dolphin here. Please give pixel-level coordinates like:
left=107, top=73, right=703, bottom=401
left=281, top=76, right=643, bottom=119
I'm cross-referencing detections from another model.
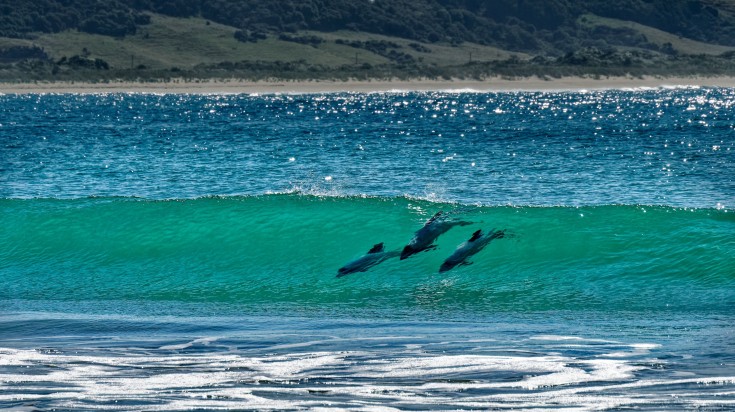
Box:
left=400, top=211, right=472, bottom=260
left=439, top=229, right=505, bottom=272
left=337, top=243, right=400, bottom=278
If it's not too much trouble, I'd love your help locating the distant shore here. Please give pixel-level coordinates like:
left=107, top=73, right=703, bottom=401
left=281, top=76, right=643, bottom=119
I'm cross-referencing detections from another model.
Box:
left=4, top=75, right=735, bottom=94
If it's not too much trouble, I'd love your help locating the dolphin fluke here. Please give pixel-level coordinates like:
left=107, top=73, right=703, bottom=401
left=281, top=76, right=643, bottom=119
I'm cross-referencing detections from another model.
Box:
left=426, top=211, right=443, bottom=224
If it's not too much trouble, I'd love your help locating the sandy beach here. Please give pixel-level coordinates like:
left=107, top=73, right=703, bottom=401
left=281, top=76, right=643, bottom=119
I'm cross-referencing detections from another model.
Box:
left=3, top=75, right=735, bottom=94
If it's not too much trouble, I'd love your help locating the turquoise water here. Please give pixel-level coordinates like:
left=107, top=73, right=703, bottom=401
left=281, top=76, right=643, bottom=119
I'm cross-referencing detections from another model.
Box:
left=2, top=196, right=734, bottom=313
left=1, top=89, right=734, bottom=410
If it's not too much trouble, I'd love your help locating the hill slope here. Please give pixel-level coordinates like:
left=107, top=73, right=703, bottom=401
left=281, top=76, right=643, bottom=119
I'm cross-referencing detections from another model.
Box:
left=3, top=0, right=735, bottom=53
left=2, top=1, right=735, bottom=81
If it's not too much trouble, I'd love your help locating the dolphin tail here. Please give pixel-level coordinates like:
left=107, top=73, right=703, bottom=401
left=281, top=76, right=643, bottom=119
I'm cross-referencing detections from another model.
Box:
left=491, top=229, right=507, bottom=240
left=425, top=211, right=443, bottom=225
left=499, top=230, right=517, bottom=240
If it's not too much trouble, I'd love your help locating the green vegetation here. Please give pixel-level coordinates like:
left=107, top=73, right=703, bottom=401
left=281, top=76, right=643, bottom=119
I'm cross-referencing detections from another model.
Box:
left=576, top=14, right=735, bottom=55
left=1, top=0, right=735, bottom=82
left=6, top=0, right=735, bottom=51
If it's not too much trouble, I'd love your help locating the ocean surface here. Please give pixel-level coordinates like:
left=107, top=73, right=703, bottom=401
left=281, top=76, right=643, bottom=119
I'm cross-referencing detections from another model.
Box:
left=1, top=88, right=734, bottom=410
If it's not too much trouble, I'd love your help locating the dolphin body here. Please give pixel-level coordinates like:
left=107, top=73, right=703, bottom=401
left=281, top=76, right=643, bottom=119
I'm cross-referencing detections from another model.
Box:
left=439, top=229, right=505, bottom=272
left=400, top=211, right=472, bottom=260
left=337, top=243, right=400, bottom=277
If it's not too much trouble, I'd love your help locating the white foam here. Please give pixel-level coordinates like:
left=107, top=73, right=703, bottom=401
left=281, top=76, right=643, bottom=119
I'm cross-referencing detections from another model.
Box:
left=530, top=335, right=615, bottom=343
left=1, top=345, right=734, bottom=410
left=352, top=354, right=566, bottom=379
left=629, top=343, right=662, bottom=350
left=159, top=337, right=219, bottom=350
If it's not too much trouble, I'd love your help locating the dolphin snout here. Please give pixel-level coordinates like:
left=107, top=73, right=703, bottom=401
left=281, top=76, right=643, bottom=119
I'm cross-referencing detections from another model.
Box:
left=439, top=261, right=455, bottom=272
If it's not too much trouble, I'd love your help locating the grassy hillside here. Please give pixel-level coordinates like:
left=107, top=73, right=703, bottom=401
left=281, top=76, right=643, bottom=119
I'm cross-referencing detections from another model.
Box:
left=18, top=14, right=527, bottom=71
left=6, top=0, right=735, bottom=50
left=577, top=14, right=735, bottom=55
left=33, top=15, right=368, bottom=69
left=2, top=9, right=735, bottom=82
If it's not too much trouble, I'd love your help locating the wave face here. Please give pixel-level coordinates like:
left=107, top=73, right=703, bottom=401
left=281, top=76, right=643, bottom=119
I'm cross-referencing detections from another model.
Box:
left=2, top=195, right=733, bottom=314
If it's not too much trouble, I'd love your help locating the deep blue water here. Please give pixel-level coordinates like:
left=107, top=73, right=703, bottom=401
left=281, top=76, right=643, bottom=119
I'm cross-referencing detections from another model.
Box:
left=1, top=88, right=734, bottom=410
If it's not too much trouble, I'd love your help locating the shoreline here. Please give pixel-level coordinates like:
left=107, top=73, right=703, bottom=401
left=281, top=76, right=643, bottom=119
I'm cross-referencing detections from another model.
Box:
left=4, top=75, right=735, bottom=94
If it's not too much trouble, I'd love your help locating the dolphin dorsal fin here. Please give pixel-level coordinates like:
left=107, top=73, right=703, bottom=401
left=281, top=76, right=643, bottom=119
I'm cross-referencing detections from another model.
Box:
left=425, top=211, right=443, bottom=226
left=367, top=243, right=385, bottom=254
left=469, top=230, right=483, bottom=242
